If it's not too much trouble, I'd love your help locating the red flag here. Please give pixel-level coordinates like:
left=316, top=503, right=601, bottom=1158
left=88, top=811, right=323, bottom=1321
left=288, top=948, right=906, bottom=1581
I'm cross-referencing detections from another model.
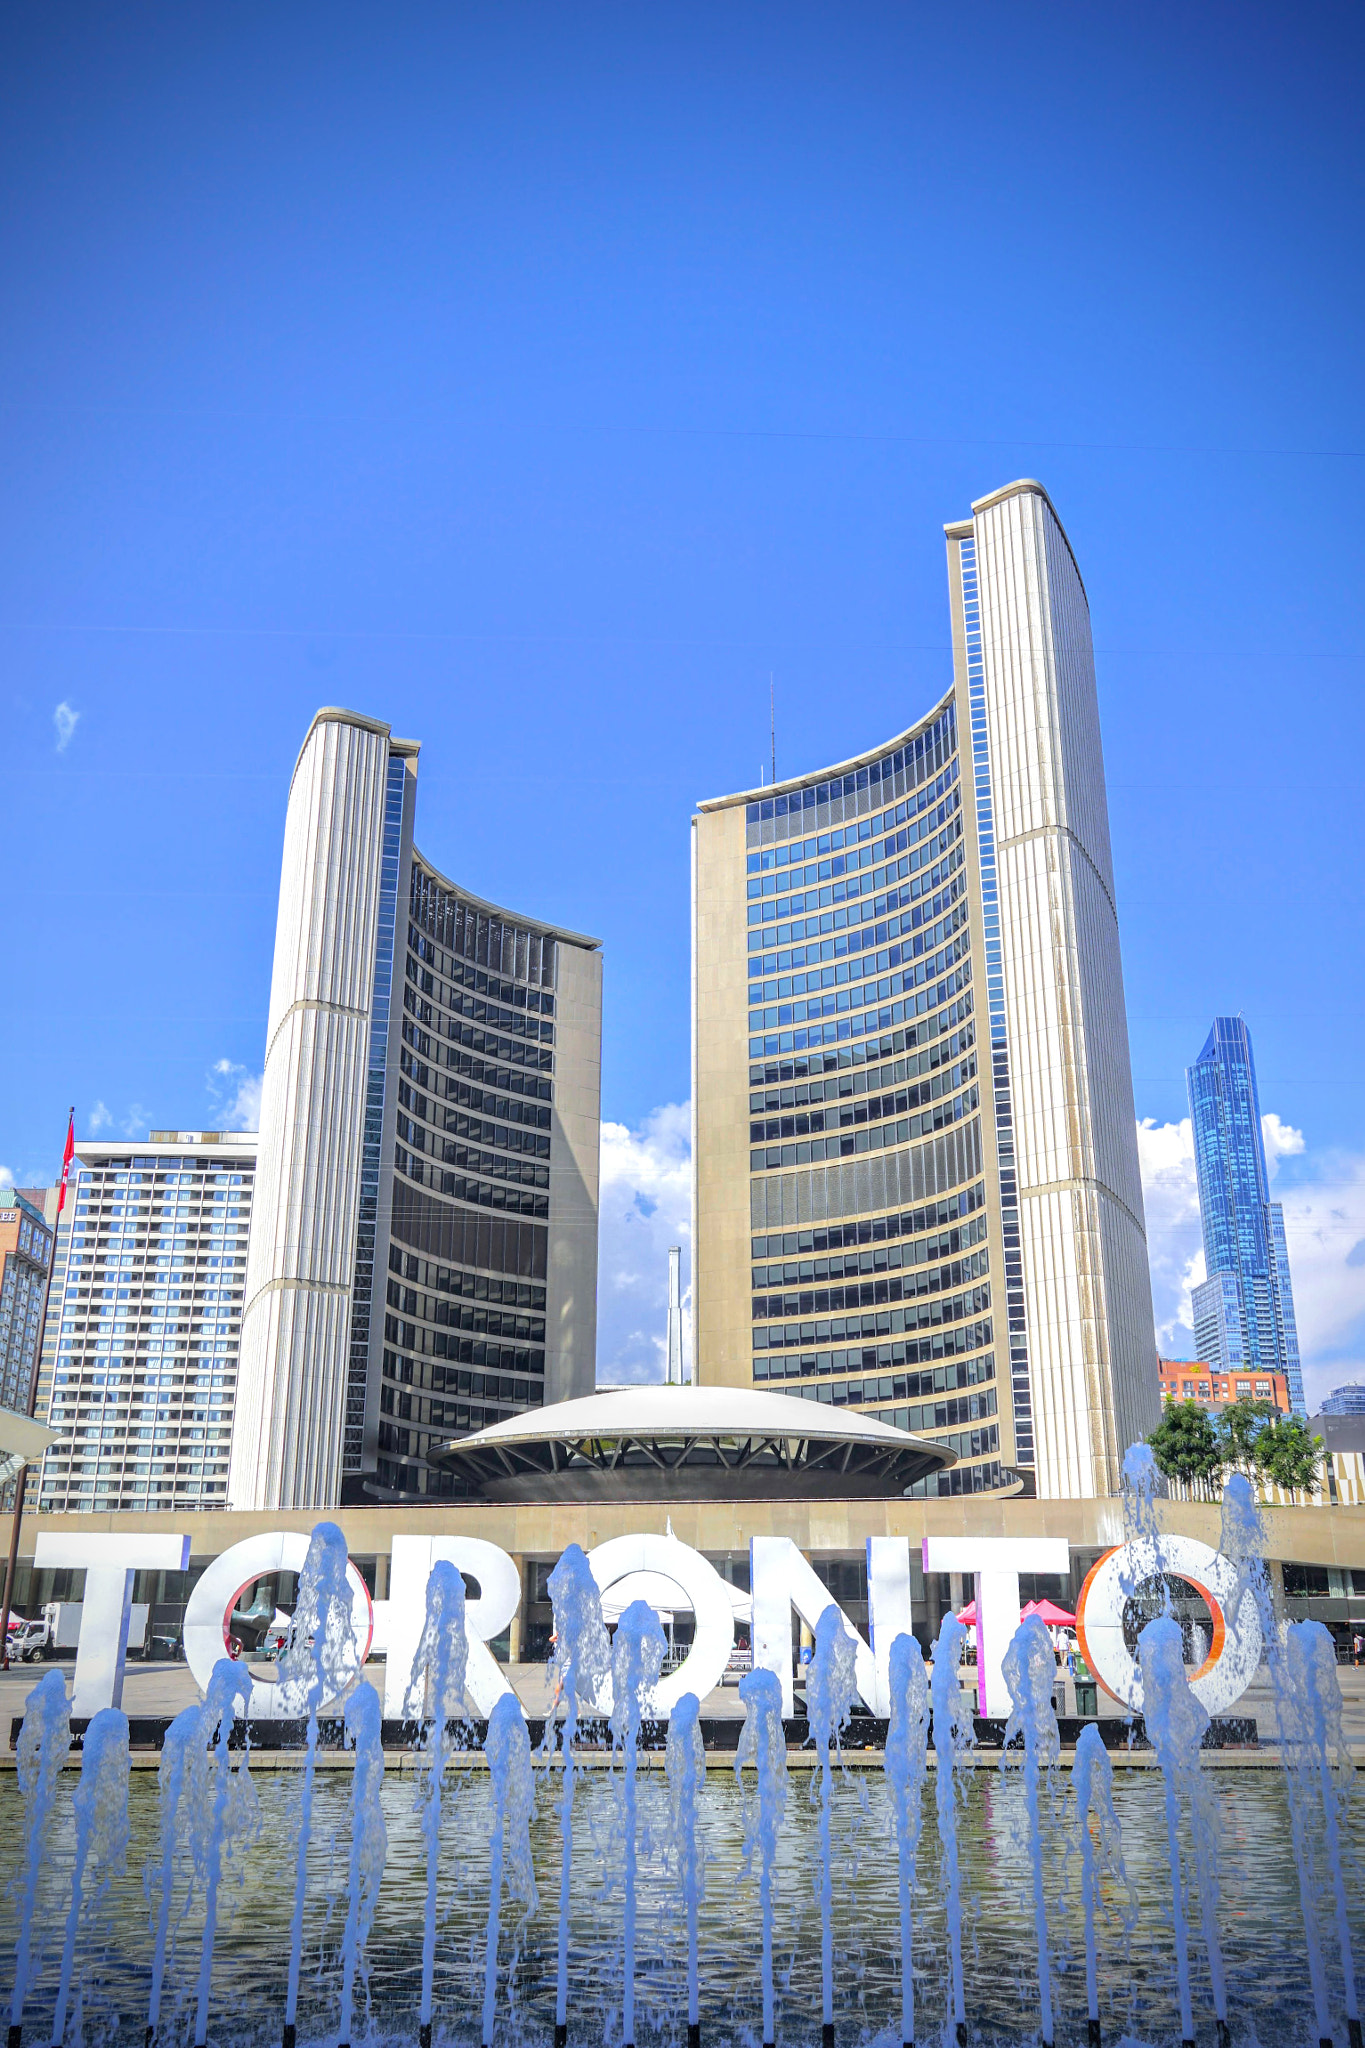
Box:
left=56, top=1107, right=75, bottom=1215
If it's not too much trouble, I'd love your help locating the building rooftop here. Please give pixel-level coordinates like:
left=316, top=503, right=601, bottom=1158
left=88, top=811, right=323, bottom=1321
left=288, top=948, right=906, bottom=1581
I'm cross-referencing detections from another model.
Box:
left=426, top=1382, right=957, bottom=1503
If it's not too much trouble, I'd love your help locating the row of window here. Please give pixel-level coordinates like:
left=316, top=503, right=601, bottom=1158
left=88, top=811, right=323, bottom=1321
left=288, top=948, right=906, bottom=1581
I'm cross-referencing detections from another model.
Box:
left=382, top=1317, right=544, bottom=1376
left=400, top=1044, right=552, bottom=1107
left=381, top=1372, right=540, bottom=1429
left=76, top=1165, right=252, bottom=1183
left=751, top=807, right=963, bottom=938
left=746, top=712, right=956, bottom=837
left=751, top=1083, right=979, bottom=1172
left=403, top=1015, right=553, bottom=1076
left=904, top=1459, right=1005, bottom=1499
left=750, top=847, right=964, bottom=945
left=387, top=1246, right=546, bottom=1310
left=754, top=1321, right=993, bottom=1381
left=747, top=881, right=968, bottom=988
left=752, top=1247, right=990, bottom=1323
left=395, top=1117, right=550, bottom=1189
left=752, top=1180, right=987, bottom=1261
left=385, top=1277, right=544, bottom=1345
left=749, top=902, right=968, bottom=1009
left=395, top=1146, right=551, bottom=1220
left=409, top=868, right=560, bottom=990
left=788, top=1378, right=996, bottom=1430
left=381, top=1345, right=544, bottom=1403
left=751, top=1027, right=975, bottom=1116
left=754, top=1283, right=991, bottom=1352
left=753, top=1215, right=988, bottom=1291
left=748, top=950, right=972, bottom=1056
left=398, top=1086, right=552, bottom=1162
left=749, top=997, right=974, bottom=1091
left=404, top=983, right=554, bottom=1046
left=751, top=1054, right=977, bottom=1137
left=406, top=943, right=557, bottom=1018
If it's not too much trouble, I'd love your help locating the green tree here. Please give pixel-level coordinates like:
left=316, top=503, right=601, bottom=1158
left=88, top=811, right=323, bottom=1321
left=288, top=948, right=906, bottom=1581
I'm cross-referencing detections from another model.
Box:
left=1214, top=1398, right=1278, bottom=1475
left=1254, top=1416, right=1324, bottom=1498
left=1147, top=1400, right=1223, bottom=1497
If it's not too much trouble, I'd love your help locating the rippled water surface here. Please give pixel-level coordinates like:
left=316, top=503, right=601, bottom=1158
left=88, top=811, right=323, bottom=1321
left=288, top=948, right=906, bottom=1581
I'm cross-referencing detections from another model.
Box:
left=0, top=1761, right=1359, bottom=2048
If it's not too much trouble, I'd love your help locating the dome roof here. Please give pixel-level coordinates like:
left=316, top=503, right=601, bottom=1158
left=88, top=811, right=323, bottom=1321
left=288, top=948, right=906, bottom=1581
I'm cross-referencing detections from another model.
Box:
left=425, top=1381, right=955, bottom=1502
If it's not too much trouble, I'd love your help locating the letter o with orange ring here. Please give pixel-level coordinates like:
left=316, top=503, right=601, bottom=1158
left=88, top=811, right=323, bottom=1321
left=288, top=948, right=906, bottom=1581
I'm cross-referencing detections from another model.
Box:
left=1074, top=1534, right=1262, bottom=1717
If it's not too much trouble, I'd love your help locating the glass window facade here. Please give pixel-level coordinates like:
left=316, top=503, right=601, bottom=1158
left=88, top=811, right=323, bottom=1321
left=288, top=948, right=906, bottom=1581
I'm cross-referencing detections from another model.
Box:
left=734, top=700, right=1004, bottom=1495
left=958, top=532, right=1034, bottom=1469
left=1187, top=1016, right=1306, bottom=1415
left=0, top=1191, right=52, bottom=1419
left=374, top=858, right=569, bottom=1500
left=35, top=1143, right=255, bottom=1514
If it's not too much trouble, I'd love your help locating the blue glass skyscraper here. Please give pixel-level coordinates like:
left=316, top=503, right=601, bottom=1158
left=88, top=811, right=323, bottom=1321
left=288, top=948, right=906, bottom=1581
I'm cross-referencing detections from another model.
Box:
left=1187, top=1016, right=1305, bottom=1414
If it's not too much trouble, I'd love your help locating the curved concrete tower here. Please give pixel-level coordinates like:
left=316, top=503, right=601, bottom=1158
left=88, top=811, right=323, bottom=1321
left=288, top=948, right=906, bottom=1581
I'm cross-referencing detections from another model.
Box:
left=229, top=707, right=603, bottom=1511
left=692, top=482, right=1158, bottom=1501
left=229, top=710, right=412, bottom=1509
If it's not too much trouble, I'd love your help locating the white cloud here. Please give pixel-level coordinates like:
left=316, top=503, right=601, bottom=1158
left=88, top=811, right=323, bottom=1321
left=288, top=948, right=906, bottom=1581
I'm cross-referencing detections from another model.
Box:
left=1135, top=1115, right=1204, bottom=1355
left=208, top=1059, right=263, bottom=1132
left=596, top=1101, right=692, bottom=1385
left=88, top=1101, right=111, bottom=1133
left=1136, top=1112, right=1365, bottom=1408
left=0, top=1165, right=13, bottom=1190
left=53, top=702, right=79, bottom=752
left=1262, top=1113, right=1305, bottom=1177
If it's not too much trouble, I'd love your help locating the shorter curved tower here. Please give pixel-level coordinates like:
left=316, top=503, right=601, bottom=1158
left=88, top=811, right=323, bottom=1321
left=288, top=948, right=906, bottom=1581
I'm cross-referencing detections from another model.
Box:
left=229, top=709, right=601, bottom=1511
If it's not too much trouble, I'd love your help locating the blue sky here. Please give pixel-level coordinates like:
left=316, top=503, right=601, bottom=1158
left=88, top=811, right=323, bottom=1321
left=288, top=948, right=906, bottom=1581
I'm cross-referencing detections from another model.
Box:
left=2, top=5, right=1362, bottom=1395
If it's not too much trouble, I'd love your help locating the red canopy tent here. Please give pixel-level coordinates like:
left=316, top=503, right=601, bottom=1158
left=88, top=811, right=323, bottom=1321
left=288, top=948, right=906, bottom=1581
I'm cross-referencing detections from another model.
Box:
left=1021, top=1597, right=1076, bottom=1627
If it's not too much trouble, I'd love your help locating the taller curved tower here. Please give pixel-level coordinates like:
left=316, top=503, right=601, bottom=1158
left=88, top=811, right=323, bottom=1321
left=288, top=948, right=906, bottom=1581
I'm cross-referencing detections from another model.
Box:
left=229, top=708, right=602, bottom=1510
left=692, top=482, right=1158, bottom=1499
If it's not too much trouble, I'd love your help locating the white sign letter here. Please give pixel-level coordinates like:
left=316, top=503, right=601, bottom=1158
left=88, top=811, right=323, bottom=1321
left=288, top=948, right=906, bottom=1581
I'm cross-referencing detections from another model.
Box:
left=34, top=1532, right=190, bottom=1717
left=750, top=1535, right=876, bottom=1719
left=182, top=1532, right=373, bottom=1721
left=922, top=1536, right=1070, bottom=1718
left=383, top=1535, right=520, bottom=1720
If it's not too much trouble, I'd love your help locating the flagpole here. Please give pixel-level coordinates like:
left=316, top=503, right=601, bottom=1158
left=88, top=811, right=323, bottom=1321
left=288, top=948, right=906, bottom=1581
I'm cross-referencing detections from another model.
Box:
left=1, top=1108, right=74, bottom=1670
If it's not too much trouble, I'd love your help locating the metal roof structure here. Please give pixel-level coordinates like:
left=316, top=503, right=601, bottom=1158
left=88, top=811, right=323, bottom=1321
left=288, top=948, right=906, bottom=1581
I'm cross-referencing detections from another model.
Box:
left=426, top=1383, right=956, bottom=1502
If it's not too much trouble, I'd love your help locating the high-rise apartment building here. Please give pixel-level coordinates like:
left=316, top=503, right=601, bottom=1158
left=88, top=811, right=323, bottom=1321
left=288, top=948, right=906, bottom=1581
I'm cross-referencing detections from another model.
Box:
left=1321, top=1384, right=1365, bottom=1417
left=228, top=708, right=602, bottom=1511
left=1188, top=1015, right=1306, bottom=1415
left=35, top=1133, right=255, bottom=1513
left=693, top=481, right=1159, bottom=1500
left=0, top=1189, right=54, bottom=1415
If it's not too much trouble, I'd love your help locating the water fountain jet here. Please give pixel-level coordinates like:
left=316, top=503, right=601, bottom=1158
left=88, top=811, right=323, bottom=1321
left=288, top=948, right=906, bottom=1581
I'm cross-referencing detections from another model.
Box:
left=8, top=1669, right=70, bottom=2048
left=1001, top=1614, right=1061, bottom=2048
left=405, top=1558, right=470, bottom=2048
left=665, top=1690, right=705, bottom=2048
left=1140, top=1615, right=1228, bottom=2048
left=337, top=1680, right=386, bottom=2048
left=1071, top=1723, right=1133, bottom=2048
left=930, top=1610, right=974, bottom=2044
left=542, top=1542, right=610, bottom=2048
left=807, top=1606, right=857, bottom=2048
left=735, top=1666, right=788, bottom=2048
left=50, top=1707, right=130, bottom=2048
left=610, top=1598, right=667, bottom=2048
left=191, top=1658, right=256, bottom=2048
left=883, top=1633, right=930, bottom=2048
left=480, top=1692, right=536, bottom=2048
left=277, top=1522, right=356, bottom=2048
